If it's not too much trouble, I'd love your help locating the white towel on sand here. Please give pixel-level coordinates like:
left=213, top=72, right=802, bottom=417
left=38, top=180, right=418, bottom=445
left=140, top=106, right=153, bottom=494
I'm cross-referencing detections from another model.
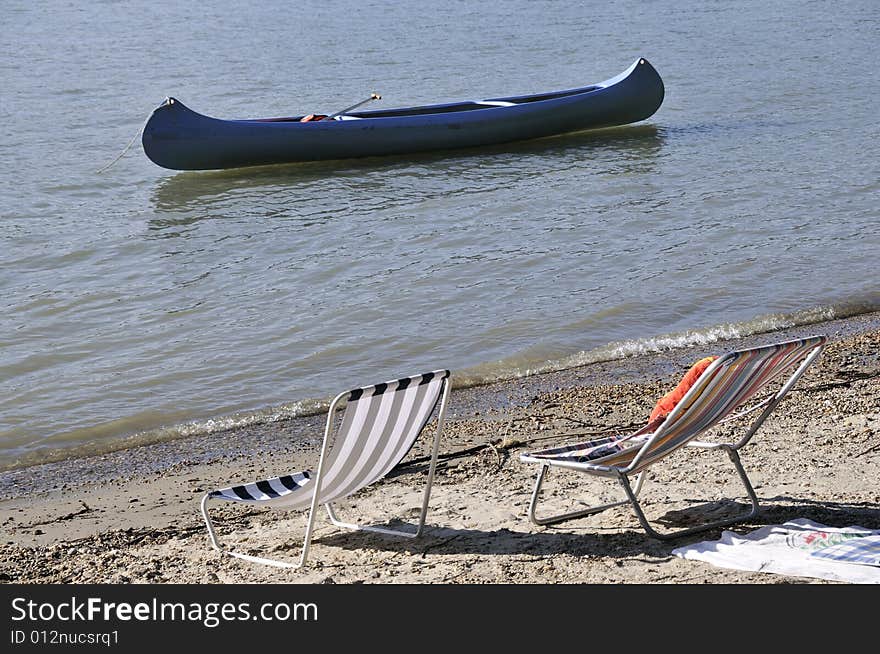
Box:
left=672, top=518, right=880, bottom=583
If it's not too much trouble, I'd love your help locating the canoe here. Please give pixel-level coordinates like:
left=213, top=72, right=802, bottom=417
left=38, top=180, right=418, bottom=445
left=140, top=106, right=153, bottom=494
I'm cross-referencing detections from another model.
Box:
left=141, top=57, right=664, bottom=171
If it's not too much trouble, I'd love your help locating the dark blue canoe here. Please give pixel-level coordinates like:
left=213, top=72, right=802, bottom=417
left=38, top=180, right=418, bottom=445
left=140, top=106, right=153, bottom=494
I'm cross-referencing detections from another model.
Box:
left=142, top=57, right=664, bottom=171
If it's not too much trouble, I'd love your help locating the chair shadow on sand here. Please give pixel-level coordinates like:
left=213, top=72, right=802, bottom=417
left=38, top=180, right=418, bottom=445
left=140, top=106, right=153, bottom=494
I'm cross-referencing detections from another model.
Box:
left=310, top=497, right=880, bottom=561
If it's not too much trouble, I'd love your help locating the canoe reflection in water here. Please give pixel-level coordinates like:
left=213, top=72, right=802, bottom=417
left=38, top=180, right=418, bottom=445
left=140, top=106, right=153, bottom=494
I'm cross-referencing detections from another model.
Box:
left=149, top=123, right=664, bottom=217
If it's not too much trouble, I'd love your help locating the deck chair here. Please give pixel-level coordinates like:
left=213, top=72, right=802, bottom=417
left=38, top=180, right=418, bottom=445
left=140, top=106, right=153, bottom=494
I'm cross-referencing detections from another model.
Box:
left=520, top=336, right=827, bottom=539
left=201, top=369, right=451, bottom=568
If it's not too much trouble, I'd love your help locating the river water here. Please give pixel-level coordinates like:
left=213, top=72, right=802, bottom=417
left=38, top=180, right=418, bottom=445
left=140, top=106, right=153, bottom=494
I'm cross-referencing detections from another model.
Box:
left=1, top=0, right=878, bottom=470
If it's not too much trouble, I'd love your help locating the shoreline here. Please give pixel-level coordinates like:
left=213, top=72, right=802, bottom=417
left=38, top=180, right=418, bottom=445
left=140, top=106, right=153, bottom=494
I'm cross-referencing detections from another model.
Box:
left=1, top=311, right=878, bottom=583
left=4, top=309, right=879, bottom=498
left=6, top=303, right=878, bottom=478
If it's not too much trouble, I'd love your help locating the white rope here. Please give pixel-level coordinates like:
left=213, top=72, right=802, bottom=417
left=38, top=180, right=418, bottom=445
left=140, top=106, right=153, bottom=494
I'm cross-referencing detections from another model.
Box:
left=96, top=110, right=154, bottom=174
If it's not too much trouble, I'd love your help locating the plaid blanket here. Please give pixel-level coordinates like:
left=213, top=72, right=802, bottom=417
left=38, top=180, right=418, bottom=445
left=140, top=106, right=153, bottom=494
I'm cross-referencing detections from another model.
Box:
left=810, top=535, right=880, bottom=567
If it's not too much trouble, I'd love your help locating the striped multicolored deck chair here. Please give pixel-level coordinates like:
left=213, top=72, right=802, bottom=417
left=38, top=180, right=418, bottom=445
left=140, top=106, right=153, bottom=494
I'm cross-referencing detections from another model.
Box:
left=520, top=336, right=827, bottom=539
left=201, top=369, right=452, bottom=568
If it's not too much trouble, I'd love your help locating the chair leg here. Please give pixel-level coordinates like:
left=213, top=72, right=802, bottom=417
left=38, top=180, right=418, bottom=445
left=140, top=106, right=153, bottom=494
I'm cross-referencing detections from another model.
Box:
left=200, top=493, right=310, bottom=569
left=616, top=446, right=760, bottom=540
left=527, top=464, right=647, bottom=527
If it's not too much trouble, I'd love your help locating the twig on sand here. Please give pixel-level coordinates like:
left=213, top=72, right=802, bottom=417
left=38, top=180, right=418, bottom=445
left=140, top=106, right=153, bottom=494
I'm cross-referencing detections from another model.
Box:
left=29, top=500, right=94, bottom=527
left=420, top=534, right=462, bottom=557
left=556, top=422, right=644, bottom=440
left=485, top=441, right=503, bottom=469
left=399, top=420, right=643, bottom=471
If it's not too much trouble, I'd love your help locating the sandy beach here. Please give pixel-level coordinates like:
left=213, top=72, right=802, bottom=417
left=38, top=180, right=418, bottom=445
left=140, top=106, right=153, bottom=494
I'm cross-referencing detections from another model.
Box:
left=1, top=313, right=878, bottom=584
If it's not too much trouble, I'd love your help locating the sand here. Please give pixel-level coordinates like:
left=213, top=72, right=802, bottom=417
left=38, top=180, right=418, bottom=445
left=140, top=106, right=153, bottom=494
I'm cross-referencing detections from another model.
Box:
left=1, top=313, right=878, bottom=584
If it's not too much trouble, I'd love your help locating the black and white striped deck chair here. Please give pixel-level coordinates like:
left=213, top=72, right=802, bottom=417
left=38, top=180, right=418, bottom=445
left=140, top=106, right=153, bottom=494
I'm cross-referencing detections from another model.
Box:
left=201, top=369, right=452, bottom=568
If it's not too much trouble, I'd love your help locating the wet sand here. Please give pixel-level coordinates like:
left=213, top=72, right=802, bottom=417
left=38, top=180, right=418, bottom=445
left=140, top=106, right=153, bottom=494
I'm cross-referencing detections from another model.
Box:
left=1, top=312, right=878, bottom=584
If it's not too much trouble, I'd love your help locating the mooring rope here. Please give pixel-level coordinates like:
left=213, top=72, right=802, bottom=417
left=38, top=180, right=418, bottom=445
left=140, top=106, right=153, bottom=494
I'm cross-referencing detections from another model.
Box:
left=95, top=109, right=155, bottom=174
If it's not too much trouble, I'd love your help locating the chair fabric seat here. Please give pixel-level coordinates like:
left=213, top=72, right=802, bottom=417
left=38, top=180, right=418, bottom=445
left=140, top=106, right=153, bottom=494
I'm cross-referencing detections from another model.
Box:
left=525, top=434, right=649, bottom=466
left=209, top=471, right=313, bottom=509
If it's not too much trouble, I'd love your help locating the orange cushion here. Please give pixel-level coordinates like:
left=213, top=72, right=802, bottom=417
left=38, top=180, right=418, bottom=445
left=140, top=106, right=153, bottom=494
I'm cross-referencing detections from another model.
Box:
left=649, top=356, right=719, bottom=422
